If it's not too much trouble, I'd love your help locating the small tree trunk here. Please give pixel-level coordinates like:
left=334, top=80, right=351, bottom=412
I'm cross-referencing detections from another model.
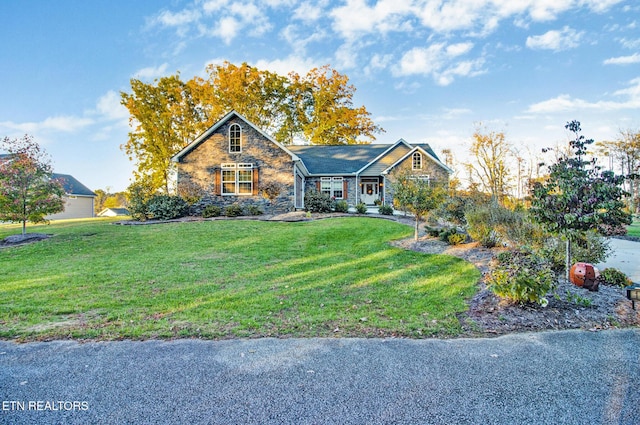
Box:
left=565, top=236, right=572, bottom=282
left=22, top=219, right=26, bottom=236
left=414, top=216, right=419, bottom=241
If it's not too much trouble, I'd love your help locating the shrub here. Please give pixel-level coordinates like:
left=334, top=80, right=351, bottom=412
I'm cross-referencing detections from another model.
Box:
left=439, top=227, right=460, bottom=243
left=378, top=204, right=394, bottom=215
left=598, top=268, right=631, bottom=287
left=540, top=231, right=610, bottom=273
left=126, top=180, right=156, bottom=221
left=224, top=204, right=244, bottom=217
left=355, top=202, right=367, bottom=214
left=304, top=190, right=334, bottom=213
left=146, top=195, right=188, bottom=220
left=246, top=205, right=263, bottom=216
left=426, top=227, right=442, bottom=238
left=448, top=232, right=467, bottom=245
left=334, top=200, right=349, bottom=213
left=465, top=202, right=523, bottom=248
left=202, top=205, right=222, bottom=218
left=486, top=250, right=555, bottom=306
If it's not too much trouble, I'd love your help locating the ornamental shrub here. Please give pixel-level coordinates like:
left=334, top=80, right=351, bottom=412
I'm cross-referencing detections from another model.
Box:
left=378, top=204, right=394, bottom=215
left=224, top=203, right=244, bottom=217
left=448, top=232, right=467, bottom=245
left=598, top=268, right=631, bottom=287
left=334, top=200, right=349, bottom=213
left=355, top=202, right=367, bottom=214
left=146, top=194, right=188, bottom=220
left=486, top=250, right=555, bottom=306
left=304, top=190, right=334, bottom=213
left=202, top=205, right=222, bottom=218
left=246, top=205, right=263, bottom=216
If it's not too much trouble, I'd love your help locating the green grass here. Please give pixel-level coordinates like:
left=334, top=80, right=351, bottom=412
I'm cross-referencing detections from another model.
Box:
left=0, top=217, right=480, bottom=340
left=626, top=220, right=640, bottom=238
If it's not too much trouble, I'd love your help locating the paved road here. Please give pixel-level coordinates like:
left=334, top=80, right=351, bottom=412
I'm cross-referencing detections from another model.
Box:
left=1, top=329, right=639, bottom=424
left=597, top=238, right=640, bottom=282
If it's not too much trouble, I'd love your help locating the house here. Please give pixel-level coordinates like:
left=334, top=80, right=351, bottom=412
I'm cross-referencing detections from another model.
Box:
left=171, top=110, right=451, bottom=213
left=98, top=207, right=130, bottom=217
left=46, top=173, right=96, bottom=220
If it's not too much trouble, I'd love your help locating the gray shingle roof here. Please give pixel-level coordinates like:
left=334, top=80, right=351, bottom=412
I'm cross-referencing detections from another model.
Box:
left=52, top=173, right=96, bottom=197
left=289, top=145, right=391, bottom=175
left=289, top=142, right=444, bottom=175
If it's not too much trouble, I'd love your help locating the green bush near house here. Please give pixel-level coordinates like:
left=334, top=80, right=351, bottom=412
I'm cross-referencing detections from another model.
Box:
left=246, top=205, right=263, bottom=216
left=304, top=190, right=334, bottom=213
left=378, top=204, right=394, bottom=215
left=202, top=205, right=222, bottom=218
left=224, top=204, right=244, bottom=217
left=146, top=194, right=189, bottom=220
left=355, top=202, right=367, bottom=214
left=334, top=200, right=349, bottom=213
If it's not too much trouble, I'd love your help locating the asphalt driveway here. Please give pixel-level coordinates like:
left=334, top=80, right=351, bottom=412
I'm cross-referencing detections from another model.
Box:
left=597, top=238, right=640, bottom=282
left=1, top=329, right=639, bottom=424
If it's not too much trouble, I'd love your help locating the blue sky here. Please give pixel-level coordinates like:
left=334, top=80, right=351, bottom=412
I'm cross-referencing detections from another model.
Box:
left=1, top=0, right=639, bottom=192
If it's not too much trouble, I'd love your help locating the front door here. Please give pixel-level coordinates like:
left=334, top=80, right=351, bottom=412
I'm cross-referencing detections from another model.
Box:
left=361, top=181, right=378, bottom=205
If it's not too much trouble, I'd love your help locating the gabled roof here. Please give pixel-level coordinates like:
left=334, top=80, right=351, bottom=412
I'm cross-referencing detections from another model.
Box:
left=171, top=110, right=299, bottom=162
left=98, top=207, right=130, bottom=216
left=382, top=145, right=453, bottom=175
left=52, top=173, right=96, bottom=197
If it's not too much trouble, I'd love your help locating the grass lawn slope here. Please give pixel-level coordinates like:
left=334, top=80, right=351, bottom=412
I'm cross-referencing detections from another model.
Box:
left=0, top=218, right=480, bottom=340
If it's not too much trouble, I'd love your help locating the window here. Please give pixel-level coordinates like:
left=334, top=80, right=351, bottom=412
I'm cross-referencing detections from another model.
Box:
left=320, top=177, right=343, bottom=199
left=221, top=163, right=253, bottom=195
left=229, top=124, right=241, bottom=153
left=412, top=152, right=422, bottom=170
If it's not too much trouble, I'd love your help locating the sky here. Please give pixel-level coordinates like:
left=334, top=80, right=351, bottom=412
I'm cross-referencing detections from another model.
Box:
left=1, top=0, right=639, bottom=192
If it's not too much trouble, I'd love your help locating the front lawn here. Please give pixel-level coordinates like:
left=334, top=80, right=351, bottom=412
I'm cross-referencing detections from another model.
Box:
left=0, top=217, right=480, bottom=340
left=626, top=219, right=640, bottom=238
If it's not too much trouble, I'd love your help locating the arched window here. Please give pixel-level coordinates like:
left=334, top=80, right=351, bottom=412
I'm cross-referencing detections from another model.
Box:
left=229, top=124, right=241, bottom=153
left=412, top=152, right=422, bottom=170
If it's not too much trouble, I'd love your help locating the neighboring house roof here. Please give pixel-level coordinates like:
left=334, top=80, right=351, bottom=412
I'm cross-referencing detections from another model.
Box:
left=98, top=207, right=130, bottom=217
left=52, top=173, right=96, bottom=197
left=171, top=110, right=300, bottom=163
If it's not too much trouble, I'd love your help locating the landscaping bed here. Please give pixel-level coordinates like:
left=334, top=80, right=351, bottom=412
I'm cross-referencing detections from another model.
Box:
left=394, top=236, right=640, bottom=336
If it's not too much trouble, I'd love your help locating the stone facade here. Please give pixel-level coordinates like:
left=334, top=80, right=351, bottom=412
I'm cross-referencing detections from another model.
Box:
left=175, top=116, right=297, bottom=214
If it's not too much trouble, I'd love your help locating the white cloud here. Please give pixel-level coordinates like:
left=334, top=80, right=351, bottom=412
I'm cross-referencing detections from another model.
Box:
left=254, top=55, right=319, bottom=76
left=95, top=91, right=129, bottom=122
left=603, top=53, right=640, bottom=65
left=526, top=26, right=583, bottom=51
left=293, top=1, right=324, bottom=22
left=396, top=42, right=484, bottom=85
left=155, top=8, right=201, bottom=27
left=212, top=16, right=241, bottom=44
left=0, top=116, right=94, bottom=134
left=133, top=63, right=169, bottom=80
left=330, top=0, right=414, bottom=40
left=526, top=78, right=640, bottom=113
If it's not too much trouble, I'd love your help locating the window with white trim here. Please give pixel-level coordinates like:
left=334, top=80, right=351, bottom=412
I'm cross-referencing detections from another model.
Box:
left=412, top=152, right=422, bottom=170
left=229, top=124, right=242, bottom=153
left=321, top=177, right=343, bottom=199
left=222, top=163, right=253, bottom=195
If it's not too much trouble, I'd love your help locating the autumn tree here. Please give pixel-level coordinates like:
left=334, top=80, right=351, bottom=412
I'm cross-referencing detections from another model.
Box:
left=530, top=121, right=631, bottom=280
left=121, top=74, right=206, bottom=193
left=466, top=127, right=512, bottom=205
left=390, top=169, right=447, bottom=240
left=120, top=63, right=384, bottom=193
left=293, top=65, right=383, bottom=145
left=596, top=129, right=640, bottom=212
left=0, top=135, right=64, bottom=235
